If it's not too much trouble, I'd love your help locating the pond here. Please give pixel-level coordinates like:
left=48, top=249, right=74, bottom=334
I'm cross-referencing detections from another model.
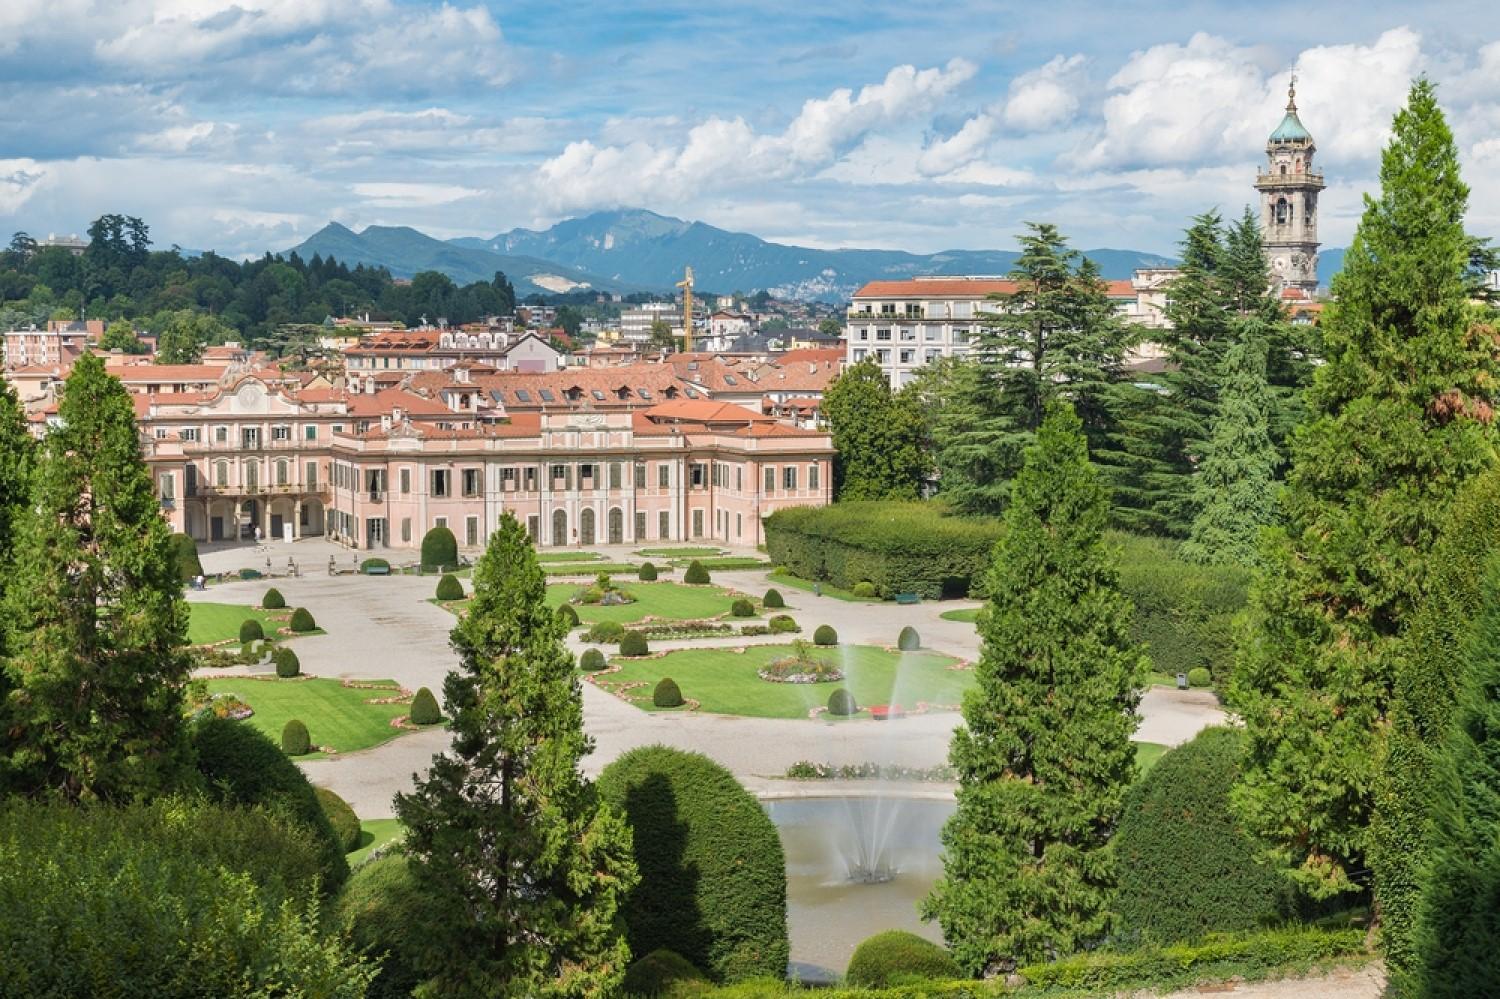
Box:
left=765, top=795, right=955, bottom=982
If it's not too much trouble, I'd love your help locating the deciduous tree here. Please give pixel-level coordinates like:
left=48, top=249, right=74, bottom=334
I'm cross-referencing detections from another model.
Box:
left=822, top=359, right=926, bottom=500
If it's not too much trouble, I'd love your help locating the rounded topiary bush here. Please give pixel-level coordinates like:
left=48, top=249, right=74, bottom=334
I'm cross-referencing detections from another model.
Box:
left=556, top=603, right=580, bottom=627
left=730, top=598, right=755, bottom=618
left=238, top=618, right=264, bottom=643
left=897, top=626, right=921, bottom=651
left=845, top=930, right=960, bottom=987
left=435, top=573, right=464, bottom=601
left=620, top=630, right=649, bottom=657
left=639, top=561, right=659, bottom=581
left=598, top=746, right=789, bottom=982
left=315, top=787, right=361, bottom=853
left=653, top=677, right=684, bottom=708
left=622, top=949, right=705, bottom=997
left=852, top=581, right=877, bottom=598
left=813, top=624, right=838, bottom=646
left=580, top=648, right=607, bottom=672
left=274, top=646, right=300, bottom=678
left=768, top=614, right=798, bottom=634
left=827, top=688, right=858, bottom=716
left=1115, top=726, right=1288, bottom=945
left=288, top=607, right=316, bottom=632
left=587, top=620, right=625, bottom=643
left=683, top=560, right=711, bottom=585
left=337, top=854, right=437, bottom=999
left=262, top=587, right=285, bottom=610
left=1187, top=666, right=1212, bottom=688
left=359, top=557, right=390, bottom=574
left=763, top=588, right=785, bottom=609
left=420, top=525, right=458, bottom=569
left=171, top=532, right=204, bottom=581
left=281, top=719, right=311, bottom=756
left=409, top=687, right=441, bottom=726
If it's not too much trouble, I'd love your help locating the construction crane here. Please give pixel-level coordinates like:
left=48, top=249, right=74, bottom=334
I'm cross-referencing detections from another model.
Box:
left=676, top=265, right=694, bottom=353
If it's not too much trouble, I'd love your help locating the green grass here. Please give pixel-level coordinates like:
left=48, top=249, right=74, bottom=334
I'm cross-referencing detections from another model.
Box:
left=939, top=607, right=981, bottom=623
left=543, top=581, right=743, bottom=624
left=536, top=550, right=607, bottom=563
left=636, top=546, right=723, bottom=557
left=767, top=570, right=882, bottom=602
left=1134, top=741, right=1169, bottom=774
left=542, top=561, right=656, bottom=576
left=348, top=818, right=405, bottom=867
left=203, top=678, right=410, bottom=758
left=592, top=643, right=971, bottom=719
left=187, top=602, right=288, bottom=645
left=672, top=557, right=771, bottom=571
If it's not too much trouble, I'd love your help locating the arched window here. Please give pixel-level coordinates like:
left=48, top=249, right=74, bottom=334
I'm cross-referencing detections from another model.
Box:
left=552, top=508, right=568, bottom=547
left=579, top=508, right=596, bottom=546
left=1279, top=163, right=1287, bottom=175
left=1275, top=198, right=1290, bottom=224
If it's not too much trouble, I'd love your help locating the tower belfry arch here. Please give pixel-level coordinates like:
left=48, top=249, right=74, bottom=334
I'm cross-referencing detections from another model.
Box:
left=1254, top=76, right=1325, bottom=295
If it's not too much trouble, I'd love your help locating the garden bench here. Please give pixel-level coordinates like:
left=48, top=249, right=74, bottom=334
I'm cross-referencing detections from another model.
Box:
left=894, top=592, right=920, bottom=605
left=365, top=565, right=391, bottom=576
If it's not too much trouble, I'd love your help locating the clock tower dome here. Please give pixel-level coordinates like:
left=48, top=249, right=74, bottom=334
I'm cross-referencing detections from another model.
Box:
left=1254, top=78, right=1324, bottom=295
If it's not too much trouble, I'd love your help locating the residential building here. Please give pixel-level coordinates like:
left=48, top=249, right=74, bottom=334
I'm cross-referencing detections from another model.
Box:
left=2, top=320, right=101, bottom=369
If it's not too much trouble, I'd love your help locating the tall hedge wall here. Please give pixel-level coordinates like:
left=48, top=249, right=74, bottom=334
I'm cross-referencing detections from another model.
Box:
left=764, top=501, right=1002, bottom=599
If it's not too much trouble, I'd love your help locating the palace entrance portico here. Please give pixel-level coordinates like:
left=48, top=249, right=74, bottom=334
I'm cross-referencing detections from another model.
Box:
left=186, top=491, right=328, bottom=543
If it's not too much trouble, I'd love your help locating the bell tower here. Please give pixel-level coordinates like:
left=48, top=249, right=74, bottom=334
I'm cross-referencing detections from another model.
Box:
left=1254, top=77, right=1324, bottom=295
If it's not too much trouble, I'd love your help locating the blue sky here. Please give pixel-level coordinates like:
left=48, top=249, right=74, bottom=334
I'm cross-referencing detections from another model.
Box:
left=2, top=1, right=1498, bottom=259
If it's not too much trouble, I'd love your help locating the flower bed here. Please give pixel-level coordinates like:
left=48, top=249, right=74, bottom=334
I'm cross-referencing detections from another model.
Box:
left=783, top=761, right=957, bottom=782
left=759, top=643, right=844, bottom=684
left=868, top=704, right=906, bottom=720
left=636, top=621, right=736, bottom=640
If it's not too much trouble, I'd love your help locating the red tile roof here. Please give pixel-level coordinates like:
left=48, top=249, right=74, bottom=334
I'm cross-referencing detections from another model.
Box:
left=107, top=364, right=225, bottom=382
left=642, top=399, right=775, bottom=424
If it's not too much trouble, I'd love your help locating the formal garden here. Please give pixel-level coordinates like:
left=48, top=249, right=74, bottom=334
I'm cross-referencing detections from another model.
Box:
left=192, top=677, right=419, bottom=758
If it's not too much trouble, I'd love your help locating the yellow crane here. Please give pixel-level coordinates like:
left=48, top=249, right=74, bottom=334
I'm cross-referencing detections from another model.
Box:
left=676, top=265, right=694, bottom=353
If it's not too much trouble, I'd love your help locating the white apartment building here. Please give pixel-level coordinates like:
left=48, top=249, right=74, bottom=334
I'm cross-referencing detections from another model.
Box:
left=618, top=302, right=680, bottom=344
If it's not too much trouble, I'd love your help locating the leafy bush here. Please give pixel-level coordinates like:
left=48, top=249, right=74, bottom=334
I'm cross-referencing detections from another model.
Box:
left=1114, top=727, right=1289, bottom=945
left=192, top=715, right=348, bottom=888
left=239, top=618, right=265, bottom=643
left=289, top=607, right=316, bottom=632
left=434, top=574, right=464, bottom=601
left=282, top=719, right=312, bottom=756
left=359, top=558, right=390, bottom=574
left=622, top=948, right=706, bottom=997
left=597, top=746, right=789, bottom=982
left=586, top=620, right=625, bottom=643
left=828, top=688, right=858, bottom=716
left=337, top=853, right=441, bottom=999
left=763, top=588, right=785, bottom=609
left=897, top=626, right=921, bottom=651
left=171, top=532, right=204, bottom=581
left=684, top=560, right=711, bottom=584
left=580, top=649, right=608, bottom=672
left=409, top=687, right=441, bottom=725
left=1187, top=666, right=1212, bottom=688
left=420, top=525, right=459, bottom=569
left=620, top=631, right=650, bottom=657
left=639, top=561, right=660, bottom=581
left=654, top=678, right=685, bottom=708
left=739, top=625, right=770, bottom=636
left=262, top=587, right=286, bottom=610
left=846, top=930, right=961, bottom=987
left=764, top=501, right=1003, bottom=599
left=315, top=787, right=361, bottom=853
left=813, top=624, right=838, bottom=646
left=730, top=598, right=755, bottom=617
left=556, top=603, right=581, bottom=627
left=768, top=615, right=799, bottom=634
left=852, top=581, right=878, bottom=598
left=576, top=585, right=606, bottom=604
left=0, top=798, right=374, bottom=998
left=274, top=646, right=300, bottom=678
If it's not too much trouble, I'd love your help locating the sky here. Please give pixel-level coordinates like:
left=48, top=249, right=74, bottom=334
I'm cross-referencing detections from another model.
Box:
left=2, top=1, right=1499, bottom=260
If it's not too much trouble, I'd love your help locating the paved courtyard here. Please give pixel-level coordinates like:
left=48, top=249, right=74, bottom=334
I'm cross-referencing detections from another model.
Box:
left=193, top=538, right=1227, bottom=818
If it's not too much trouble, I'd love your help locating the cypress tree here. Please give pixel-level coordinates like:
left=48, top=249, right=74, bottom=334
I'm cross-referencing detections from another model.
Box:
left=822, top=359, right=925, bottom=500
left=1231, top=80, right=1499, bottom=899
left=1, top=353, right=193, bottom=800
left=393, top=511, right=636, bottom=997
left=0, top=379, right=36, bottom=659
left=922, top=403, right=1144, bottom=973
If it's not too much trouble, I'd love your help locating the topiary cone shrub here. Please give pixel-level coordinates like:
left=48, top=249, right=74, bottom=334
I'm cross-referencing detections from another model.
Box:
left=434, top=573, right=464, bottom=601
left=262, top=587, right=285, bottom=610
left=420, top=525, right=458, bottom=570
left=1187, top=666, right=1212, bottom=688
left=315, top=787, right=361, bottom=853
left=281, top=719, right=311, bottom=756
left=408, top=687, right=441, bottom=726
left=586, top=620, right=624, bottom=644
left=620, top=630, right=649, bottom=657
left=683, top=560, right=711, bottom=585
left=768, top=614, right=799, bottom=634
left=653, top=677, right=684, bottom=708
left=171, top=532, right=204, bottom=581
left=763, top=588, right=785, bottom=609
left=638, top=562, right=659, bottom=581
left=556, top=603, right=580, bottom=628
left=288, top=607, right=316, bottom=632
left=898, top=626, right=921, bottom=651
left=622, top=949, right=705, bottom=997
left=828, top=688, right=858, bottom=716
left=845, top=930, right=960, bottom=987
left=813, top=624, right=838, bottom=646
left=239, top=618, right=265, bottom=644
left=274, top=647, right=300, bottom=678
left=580, top=648, right=607, bottom=672
left=730, top=598, right=755, bottom=618
left=852, top=581, right=878, bottom=598
left=597, top=746, right=789, bottom=982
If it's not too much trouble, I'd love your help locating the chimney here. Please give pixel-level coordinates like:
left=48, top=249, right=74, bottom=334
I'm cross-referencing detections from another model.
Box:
left=392, top=406, right=404, bottom=425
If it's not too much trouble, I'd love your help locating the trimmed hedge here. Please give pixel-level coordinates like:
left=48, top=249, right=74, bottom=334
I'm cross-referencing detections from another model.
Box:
left=1115, top=727, right=1289, bottom=945
left=597, top=746, right=789, bottom=982
left=337, top=854, right=436, bottom=999
left=420, top=525, right=458, bottom=569
left=620, top=631, right=649, bottom=657
left=171, top=532, right=204, bottom=581
left=764, top=501, right=1002, bottom=599
left=897, top=626, right=921, bottom=651
left=828, top=688, right=858, bottom=716
left=282, top=719, right=312, bottom=756
left=813, top=624, right=838, bottom=646
left=763, top=588, right=785, bottom=609
left=359, top=558, right=390, bottom=574
left=768, top=615, right=799, bottom=634
left=852, top=581, right=877, bottom=598
left=557, top=603, right=581, bottom=627
left=409, top=687, right=441, bottom=725
left=262, top=587, right=285, bottom=610
left=654, top=677, right=684, bottom=708
left=273, top=647, right=300, bottom=678
left=315, top=787, right=361, bottom=853
left=846, top=930, right=960, bottom=988
left=434, top=573, right=464, bottom=601
left=684, top=560, right=711, bottom=585
left=730, top=598, right=755, bottom=618
left=639, top=561, right=660, bottom=581
left=587, top=620, right=625, bottom=643
left=288, top=607, right=317, bottom=632
left=622, top=948, right=705, bottom=997
left=1187, top=666, right=1212, bottom=688
left=580, top=648, right=607, bottom=672
left=238, top=618, right=264, bottom=643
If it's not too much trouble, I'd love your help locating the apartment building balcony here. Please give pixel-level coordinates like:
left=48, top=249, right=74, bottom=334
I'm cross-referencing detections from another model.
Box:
left=846, top=308, right=925, bottom=319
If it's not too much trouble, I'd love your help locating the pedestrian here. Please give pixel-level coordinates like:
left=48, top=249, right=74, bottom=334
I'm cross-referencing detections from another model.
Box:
left=253, top=524, right=262, bottom=546
left=814, top=582, right=822, bottom=597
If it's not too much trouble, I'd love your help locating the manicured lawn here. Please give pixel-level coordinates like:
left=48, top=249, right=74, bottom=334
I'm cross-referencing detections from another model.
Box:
left=348, top=818, right=405, bottom=867
left=673, top=557, right=771, bottom=571
left=542, top=561, right=655, bottom=576
left=203, top=677, right=410, bottom=758
left=544, top=581, right=743, bottom=624
left=636, top=546, right=723, bottom=558
left=1135, top=741, right=1169, bottom=774
left=767, top=570, right=882, bottom=603
left=537, top=551, right=607, bottom=563
left=939, top=607, right=981, bottom=623
left=592, top=643, right=971, bottom=720
left=187, top=602, right=287, bottom=645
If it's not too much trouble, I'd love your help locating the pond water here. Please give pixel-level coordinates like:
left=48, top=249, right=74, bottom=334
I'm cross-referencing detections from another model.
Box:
left=765, top=796, right=955, bottom=982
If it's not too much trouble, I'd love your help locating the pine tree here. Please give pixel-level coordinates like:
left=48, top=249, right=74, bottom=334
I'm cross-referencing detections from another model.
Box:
left=1231, top=80, right=1499, bottom=899
left=1178, top=327, right=1280, bottom=566
left=393, top=512, right=636, bottom=997
left=923, top=403, right=1144, bottom=973
left=1, top=353, right=193, bottom=800
left=822, top=359, right=926, bottom=500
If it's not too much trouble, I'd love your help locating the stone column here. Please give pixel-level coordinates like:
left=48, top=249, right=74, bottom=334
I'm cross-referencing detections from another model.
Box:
left=293, top=499, right=303, bottom=540
left=233, top=500, right=243, bottom=542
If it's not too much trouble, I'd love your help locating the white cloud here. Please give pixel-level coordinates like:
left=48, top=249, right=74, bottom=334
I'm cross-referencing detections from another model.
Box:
left=917, top=115, right=997, bottom=175
left=0, top=160, right=49, bottom=214
left=351, top=182, right=485, bottom=208
left=1002, top=54, right=1088, bottom=131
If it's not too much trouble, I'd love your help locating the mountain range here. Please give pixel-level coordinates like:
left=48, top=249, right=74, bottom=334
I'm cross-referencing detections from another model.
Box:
left=285, top=209, right=1343, bottom=302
